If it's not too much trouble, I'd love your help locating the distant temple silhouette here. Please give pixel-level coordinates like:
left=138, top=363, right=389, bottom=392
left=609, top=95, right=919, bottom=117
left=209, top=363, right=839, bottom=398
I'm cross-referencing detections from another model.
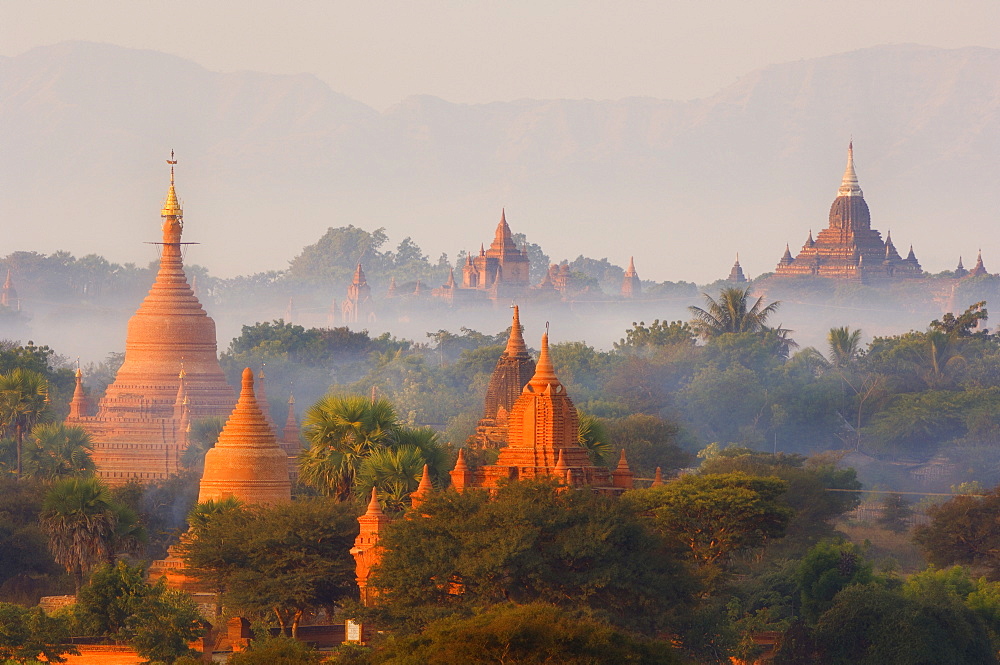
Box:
left=775, top=143, right=922, bottom=281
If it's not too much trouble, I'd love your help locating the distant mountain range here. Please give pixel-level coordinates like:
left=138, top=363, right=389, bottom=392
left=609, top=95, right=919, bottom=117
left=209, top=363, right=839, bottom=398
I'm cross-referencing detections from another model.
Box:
left=2, top=41, right=1000, bottom=284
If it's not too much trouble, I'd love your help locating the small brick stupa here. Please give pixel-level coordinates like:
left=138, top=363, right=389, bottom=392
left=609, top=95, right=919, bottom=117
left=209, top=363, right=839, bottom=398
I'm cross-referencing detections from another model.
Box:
left=69, top=156, right=236, bottom=484
left=454, top=327, right=631, bottom=494
left=198, top=368, right=292, bottom=505
left=472, top=305, right=535, bottom=449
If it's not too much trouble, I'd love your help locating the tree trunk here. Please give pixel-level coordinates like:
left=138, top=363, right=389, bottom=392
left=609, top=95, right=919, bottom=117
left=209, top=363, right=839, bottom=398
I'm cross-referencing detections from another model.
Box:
left=291, top=610, right=303, bottom=639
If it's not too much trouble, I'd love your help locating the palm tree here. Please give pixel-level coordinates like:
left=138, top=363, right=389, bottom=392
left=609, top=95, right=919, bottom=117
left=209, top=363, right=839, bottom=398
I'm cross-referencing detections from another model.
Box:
left=688, top=286, right=781, bottom=339
left=828, top=327, right=863, bottom=367
left=354, top=446, right=428, bottom=511
left=40, top=476, right=117, bottom=592
left=577, top=412, right=614, bottom=466
left=0, top=369, right=49, bottom=479
left=23, top=422, right=95, bottom=481
left=299, top=395, right=400, bottom=500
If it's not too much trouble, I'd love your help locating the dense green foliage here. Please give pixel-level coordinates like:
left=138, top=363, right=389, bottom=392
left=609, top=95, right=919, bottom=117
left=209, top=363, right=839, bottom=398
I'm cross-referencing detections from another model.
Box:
left=0, top=601, right=76, bottom=663
left=70, top=561, right=206, bottom=664
left=365, top=479, right=698, bottom=637
left=361, top=603, right=682, bottom=665
left=180, top=498, right=358, bottom=637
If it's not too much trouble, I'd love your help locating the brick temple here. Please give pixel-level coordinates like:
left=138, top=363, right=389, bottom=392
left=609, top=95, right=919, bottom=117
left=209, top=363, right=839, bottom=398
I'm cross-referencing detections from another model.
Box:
left=775, top=143, right=922, bottom=281
left=67, top=157, right=236, bottom=484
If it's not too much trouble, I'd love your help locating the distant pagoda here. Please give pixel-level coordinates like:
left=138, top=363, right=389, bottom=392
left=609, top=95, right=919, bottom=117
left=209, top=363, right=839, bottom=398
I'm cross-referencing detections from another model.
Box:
left=68, top=155, right=236, bottom=484
left=775, top=143, right=922, bottom=281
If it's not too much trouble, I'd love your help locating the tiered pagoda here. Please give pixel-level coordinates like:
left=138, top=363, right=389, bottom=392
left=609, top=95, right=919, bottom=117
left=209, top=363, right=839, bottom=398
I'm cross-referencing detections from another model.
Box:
left=341, top=262, right=376, bottom=324
left=728, top=255, right=747, bottom=283
left=621, top=257, right=641, bottom=298
left=775, top=143, right=922, bottom=281
left=460, top=210, right=531, bottom=297
left=66, top=156, right=236, bottom=484
left=471, top=306, right=536, bottom=449
left=453, top=327, right=632, bottom=494
left=198, top=368, right=292, bottom=505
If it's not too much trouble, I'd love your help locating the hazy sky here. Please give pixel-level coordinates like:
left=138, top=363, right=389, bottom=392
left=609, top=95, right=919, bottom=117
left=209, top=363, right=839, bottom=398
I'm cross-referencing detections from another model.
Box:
left=4, top=1, right=1000, bottom=110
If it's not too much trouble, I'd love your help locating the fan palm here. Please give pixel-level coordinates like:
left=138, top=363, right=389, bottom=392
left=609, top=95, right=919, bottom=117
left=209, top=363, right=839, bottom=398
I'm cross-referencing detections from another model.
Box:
left=40, top=476, right=117, bottom=592
left=354, top=446, right=428, bottom=512
left=577, top=412, right=614, bottom=466
left=299, top=395, right=400, bottom=499
left=24, top=422, right=95, bottom=481
left=0, top=368, right=49, bottom=479
left=828, top=327, right=863, bottom=367
left=688, top=286, right=781, bottom=339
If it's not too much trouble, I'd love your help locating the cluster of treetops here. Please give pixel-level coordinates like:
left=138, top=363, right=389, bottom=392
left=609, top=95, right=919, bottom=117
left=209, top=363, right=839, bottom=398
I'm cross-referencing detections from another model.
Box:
left=4, top=287, right=1000, bottom=661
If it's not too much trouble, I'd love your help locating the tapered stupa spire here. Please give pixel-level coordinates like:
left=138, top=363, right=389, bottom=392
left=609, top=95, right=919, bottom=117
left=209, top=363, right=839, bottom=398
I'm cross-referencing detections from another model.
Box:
left=68, top=368, right=89, bottom=420
left=198, top=368, right=291, bottom=505
left=528, top=328, right=562, bottom=392
left=505, top=305, right=527, bottom=356
left=410, top=464, right=433, bottom=509
left=838, top=141, right=863, bottom=197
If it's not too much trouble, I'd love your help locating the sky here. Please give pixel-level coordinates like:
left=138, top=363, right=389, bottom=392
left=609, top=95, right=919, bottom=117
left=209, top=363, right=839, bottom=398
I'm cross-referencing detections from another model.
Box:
left=4, top=1, right=1000, bottom=111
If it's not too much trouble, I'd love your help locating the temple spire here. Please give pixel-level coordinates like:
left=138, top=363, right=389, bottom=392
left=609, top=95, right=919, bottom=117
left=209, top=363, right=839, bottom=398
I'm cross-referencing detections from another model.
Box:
left=504, top=305, right=527, bottom=356
left=161, top=150, right=182, bottom=220
left=838, top=141, right=863, bottom=198
left=527, top=327, right=562, bottom=392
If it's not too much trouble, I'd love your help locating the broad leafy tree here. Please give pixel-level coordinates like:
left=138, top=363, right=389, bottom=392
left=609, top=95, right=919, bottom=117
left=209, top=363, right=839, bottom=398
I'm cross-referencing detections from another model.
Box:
left=623, top=472, right=792, bottom=573
left=369, top=602, right=682, bottom=665
left=0, top=602, right=76, bottom=664
left=181, top=499, right=358, bottom=637
left=915, top=488, right=1000, bottom=577
left=367, top=479, right=698, bottom=636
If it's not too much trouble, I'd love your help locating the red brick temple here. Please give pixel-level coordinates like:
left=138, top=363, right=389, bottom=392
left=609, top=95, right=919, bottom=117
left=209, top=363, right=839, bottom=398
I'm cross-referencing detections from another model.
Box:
left=66, top=156, right=236, bottom=484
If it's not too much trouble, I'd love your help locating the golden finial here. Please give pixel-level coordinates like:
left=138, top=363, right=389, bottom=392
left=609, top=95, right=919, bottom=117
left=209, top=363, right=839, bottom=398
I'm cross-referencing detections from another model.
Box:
left=162, top=150, right=182, bottom=218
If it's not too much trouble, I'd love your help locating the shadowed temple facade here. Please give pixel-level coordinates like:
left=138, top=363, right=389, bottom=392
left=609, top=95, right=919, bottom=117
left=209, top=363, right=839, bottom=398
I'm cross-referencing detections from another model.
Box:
left=775, top=143, right=922, bottom=281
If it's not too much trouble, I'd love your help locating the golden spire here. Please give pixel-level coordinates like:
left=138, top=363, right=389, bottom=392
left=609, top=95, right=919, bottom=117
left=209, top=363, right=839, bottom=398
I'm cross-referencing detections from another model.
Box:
left=161, top=150, right=183, bottom=219
left=838, top=141, right=863, bottom=198
left=504, top=304, right=527, bottom=356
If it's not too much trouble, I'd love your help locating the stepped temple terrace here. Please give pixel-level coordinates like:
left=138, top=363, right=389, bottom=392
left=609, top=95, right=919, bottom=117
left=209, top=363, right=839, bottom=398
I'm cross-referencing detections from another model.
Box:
left=66, top=157, right=236, bottom=484
left=774, top=143, right=922, bottom=281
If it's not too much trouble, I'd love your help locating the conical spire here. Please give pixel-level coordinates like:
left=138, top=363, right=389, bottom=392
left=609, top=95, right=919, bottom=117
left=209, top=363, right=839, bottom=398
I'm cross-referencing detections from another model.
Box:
left=504, top=305, right=527, bottom=356
left=446, top=268, right=456, bottom=288
left=807, top=230, right=815, bottom=246
left=612, top=449, right=634, bottom=489
left=68, top=367, right=89, bottom=420
left=365, top=486, right=383, bottom=516
left=257, top=367, right=274, bottom=427
left=282, top=394, right=299, bottom=446
left=527, top=328, right=562, bottom=392
left=553, top=448, right=568, bottom=474
left=3, top=268, right=12, bottom=290
left=450, top=448, right=473, bottom=492
left=198, top=368, right=291, bottom=505
left=838, top=141, right=863, bottom=197
left=494, top=208, right=514, bottom=244
left=626, top=256, right=637, bottom=275
left=411, top=464, right=433, bottom=509
left=353, top=263, right=367, bottom=285
left=783, top=244, right=793, bottom=259
left=906, top=245, right=916, bottom=261
left=161, top=151, right=183, bottom=219
left=651, top=467, right=664, bottom=487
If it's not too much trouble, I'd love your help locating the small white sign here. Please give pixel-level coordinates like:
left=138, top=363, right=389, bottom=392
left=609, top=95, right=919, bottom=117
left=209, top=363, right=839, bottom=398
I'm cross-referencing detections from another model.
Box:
left=346, top=619, right=362, bottom=643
